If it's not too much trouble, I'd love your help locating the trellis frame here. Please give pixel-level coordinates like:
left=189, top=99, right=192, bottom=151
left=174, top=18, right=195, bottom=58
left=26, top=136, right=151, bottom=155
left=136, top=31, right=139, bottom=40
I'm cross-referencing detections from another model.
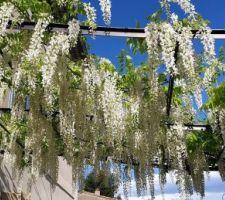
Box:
left=7, top=21, right=225, bottom=39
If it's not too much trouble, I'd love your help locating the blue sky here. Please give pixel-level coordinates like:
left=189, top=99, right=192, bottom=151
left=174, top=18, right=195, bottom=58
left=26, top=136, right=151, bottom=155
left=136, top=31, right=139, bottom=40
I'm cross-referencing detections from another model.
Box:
left=81, top=0, right=225, bottom=199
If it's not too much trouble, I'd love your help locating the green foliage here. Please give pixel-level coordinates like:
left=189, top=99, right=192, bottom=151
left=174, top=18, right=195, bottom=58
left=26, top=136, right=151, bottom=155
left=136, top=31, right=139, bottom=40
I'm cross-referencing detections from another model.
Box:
left=204, top=83, right=225, bottom=109
left=178, top=14, right=209, bottom=29
left=12, top=118, right=28, bottom=147
left=99, top=58, right=116, bottom=74
left=172, top=86, right=183, bottom=106
left=68, top=61, right=82, bottom=89
left=218, top=45, right=225, bottom=63
left=126, top=22, right=147, bottom=55
left=11, top=0, right=51, bottom=20
left=186, top=131, right=223, bottom=155
left=0, top=112, right=11, bottom=145
left=117, top=50, right=150, bottom=95
left=127, top=37, right=147, bottom=55
left=1, top=0, right=85, bottom=22
left=146, top=9, right=162, bottom=23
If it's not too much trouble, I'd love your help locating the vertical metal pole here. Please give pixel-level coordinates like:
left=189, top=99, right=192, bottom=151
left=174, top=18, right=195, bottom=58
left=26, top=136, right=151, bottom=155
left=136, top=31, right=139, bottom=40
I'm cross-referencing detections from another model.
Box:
left=166, top=43, right=179, bottom=117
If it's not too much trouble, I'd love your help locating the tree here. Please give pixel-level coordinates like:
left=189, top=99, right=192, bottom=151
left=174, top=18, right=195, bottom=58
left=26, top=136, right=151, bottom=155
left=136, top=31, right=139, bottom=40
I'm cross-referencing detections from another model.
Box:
left=84, top=170, right=119, bottom=198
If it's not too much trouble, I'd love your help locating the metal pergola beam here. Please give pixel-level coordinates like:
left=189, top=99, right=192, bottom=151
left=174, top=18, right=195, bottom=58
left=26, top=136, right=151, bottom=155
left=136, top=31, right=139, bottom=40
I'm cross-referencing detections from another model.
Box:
left=6, top=21, right=225, bottom=39
left=168, top=123, right=211, bottom=132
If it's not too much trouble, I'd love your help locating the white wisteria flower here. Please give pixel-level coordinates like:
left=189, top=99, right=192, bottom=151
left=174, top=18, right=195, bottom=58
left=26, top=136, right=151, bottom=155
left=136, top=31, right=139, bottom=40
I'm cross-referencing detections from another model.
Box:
left=159, top=23, right=178, bottom=75
left=196, top=26, right=216, bottom=62
left=41, top=33, right=70, bottom=104
left=100, top=72, right=125, bottom=142
left=169, top=0, right=197, bottom=19
left=207, top=109, right=219, bottom=133
left=83, top=2, right=97, bottom=30
left=0, top=2, right=20, bottom=38
left=130, top=98, right=140, bottom=118
left=68, top=19, right=80, bottom=46
left=171, top=13, right=178, bottom=25
left=83, top=58, right=101, bottom=96
left=197, top=26, right=216, bottom=88
left=59, top=109, right=77, bottom=159
left=177, top=26, right=195, bottom=79
left=134, top=130, right=142, bottom=149
left=145, top=22, right=178, bottom=75
left=145, top=22, right=160, bottom=61
left=194, top=86, right=203, bottom=109
left=99, top=0, right=112, bottom=26
left=25, top=16, right=52, bottom=61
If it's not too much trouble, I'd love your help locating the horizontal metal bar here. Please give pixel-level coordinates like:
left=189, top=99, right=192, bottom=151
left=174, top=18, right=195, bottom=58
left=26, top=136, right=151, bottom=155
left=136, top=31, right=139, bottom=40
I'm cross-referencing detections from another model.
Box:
left=81, top=29, right=146, bottom=38
left=167, top=123, right=211, bottom=131
left=6, top=21, right=225, bottom=39
left=170, top=125, right=207, bottom=131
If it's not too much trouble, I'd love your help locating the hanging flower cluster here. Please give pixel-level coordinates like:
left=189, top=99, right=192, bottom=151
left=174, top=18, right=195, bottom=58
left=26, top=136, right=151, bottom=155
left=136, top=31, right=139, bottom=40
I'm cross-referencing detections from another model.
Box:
left=41, top=33, right=70, bottom=104
left=145, top=18, right=218, bottom=111
left=82, top=57, right=126, bottom=145
left=168, top=0, right=197, bottom=19
left=197, top=26, right=216, bottom=62
left=145, top=22, right=177, bottom=75
left=144, top=1, right=224, bottom=197
left=27, top=91, right=59, bottom=184
left=99, top=0, right=112, bottom=26
left=0, top=2, right=20, bottom=38
left=68, top=19, right=80, bottom=46
left=145, top=23, right=160, bottom=63
left=177, top=27, right=195, bottom=79
left=83, top=58, right=101, bottom=96
left=83, top=2, right=97, bottom=31
left=196, top=26, right=217, bottom=89
left=25, top=17, right=52, bottom=61
left=170, top=13, right=179, bottom=25
left=159, top=23, right=178, bottom=75
left=100, top=72, right=125, bottom=141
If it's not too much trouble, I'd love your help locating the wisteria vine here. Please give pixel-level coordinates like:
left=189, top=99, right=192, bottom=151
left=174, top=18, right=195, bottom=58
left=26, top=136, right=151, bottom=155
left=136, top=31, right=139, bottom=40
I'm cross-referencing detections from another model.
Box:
left=0, top=0, right=224, bottom=200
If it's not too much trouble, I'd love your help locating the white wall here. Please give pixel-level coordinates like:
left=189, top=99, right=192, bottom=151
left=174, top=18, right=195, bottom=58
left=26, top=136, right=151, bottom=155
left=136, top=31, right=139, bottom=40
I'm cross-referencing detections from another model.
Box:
left=0, top=156, right=75, bottom=200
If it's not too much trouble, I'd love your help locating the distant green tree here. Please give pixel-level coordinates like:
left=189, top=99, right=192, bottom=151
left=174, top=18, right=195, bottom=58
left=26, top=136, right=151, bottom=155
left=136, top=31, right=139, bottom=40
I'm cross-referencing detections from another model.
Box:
left=84, top=170, right=119, bottom=198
